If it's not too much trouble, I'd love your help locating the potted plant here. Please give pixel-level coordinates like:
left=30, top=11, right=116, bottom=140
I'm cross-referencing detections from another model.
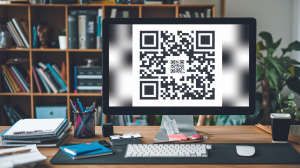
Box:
left=277, top=93, right=300, bottom=124
left=256, top=31, right=300, bottom=124
left=58, top=27, right=66, bottom=50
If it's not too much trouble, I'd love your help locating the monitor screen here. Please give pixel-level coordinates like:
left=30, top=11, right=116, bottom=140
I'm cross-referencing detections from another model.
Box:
left=103, top=18, right=256, bottom=115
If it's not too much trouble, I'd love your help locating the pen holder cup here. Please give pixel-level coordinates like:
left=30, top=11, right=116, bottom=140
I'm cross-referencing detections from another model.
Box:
left=74, top=110, right=96, bottom=139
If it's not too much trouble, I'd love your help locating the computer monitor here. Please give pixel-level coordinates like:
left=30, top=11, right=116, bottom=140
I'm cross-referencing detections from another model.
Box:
left=102, top=18, right=256, bottom=140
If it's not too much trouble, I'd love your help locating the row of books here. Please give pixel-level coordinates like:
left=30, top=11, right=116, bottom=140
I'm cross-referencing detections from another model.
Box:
left=2, top=18, right=29, bottom=48
left=179, top=9, right=212, bottom=18
left=32, top=62, right=67, bottom=93
left=110, top=8, right=130, bottom=18
left=1, top=105, right=29, bottom=126
left=68, top=9, right=102, bottom=49
left=74, top=65, right=102, bottom=93
left=0, top=118, right=71, bottom=148
left=0, top=64, right=30, bottom=93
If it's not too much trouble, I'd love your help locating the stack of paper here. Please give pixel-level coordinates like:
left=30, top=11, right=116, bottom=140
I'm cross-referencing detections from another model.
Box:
left=0, top=119, right=71, bottom=147
left=0, top=145, right=46, bottom=168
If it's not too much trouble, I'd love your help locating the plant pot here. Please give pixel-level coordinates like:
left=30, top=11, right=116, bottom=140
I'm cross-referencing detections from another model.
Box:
left=58, top=36, right=66, bottom=50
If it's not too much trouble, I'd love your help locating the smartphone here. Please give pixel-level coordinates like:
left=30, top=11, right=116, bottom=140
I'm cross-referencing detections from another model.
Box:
left=97, top=140, right=111, bottom=147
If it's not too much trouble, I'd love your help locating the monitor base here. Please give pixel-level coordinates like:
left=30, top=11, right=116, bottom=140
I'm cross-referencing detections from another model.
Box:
left=154, top=115, right=198, bottom=141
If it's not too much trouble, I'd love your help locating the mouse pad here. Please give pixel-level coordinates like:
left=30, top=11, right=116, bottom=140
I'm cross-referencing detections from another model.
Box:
left=50, top=143, right=300, bottom=164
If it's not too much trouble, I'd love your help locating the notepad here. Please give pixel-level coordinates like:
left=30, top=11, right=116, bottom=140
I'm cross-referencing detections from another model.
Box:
left=1, top=119, right=67, bottom=139
left=60, top=142, right=113, bottom=160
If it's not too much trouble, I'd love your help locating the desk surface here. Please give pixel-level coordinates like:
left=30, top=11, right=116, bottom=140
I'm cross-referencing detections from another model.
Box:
left=1, top=126, right=300, bottom=168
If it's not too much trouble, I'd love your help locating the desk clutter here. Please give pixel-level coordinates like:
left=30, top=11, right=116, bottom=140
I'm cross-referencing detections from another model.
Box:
left=0, top=118, right=71, bottom=147
left=0, top=145, right=47, bottom=168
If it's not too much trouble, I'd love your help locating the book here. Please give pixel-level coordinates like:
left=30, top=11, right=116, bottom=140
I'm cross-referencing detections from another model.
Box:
left=131, top=0, right=143, bottom=4
left=0, top=67, right=13, bottom=93
left=62, top=142, right=102, bottom=156
left=61, top=62, right=66, bottom=83
left=194, top=12, right=199, bottom=18
left=1, top=119, right=68, bottom=140
left=74, top=66, right=77, bottom=93
left=123, top=11, right=129, bottom=18
left=20, top=21, right=29, bottom=38
left=8, top=67, right=26, bottom=92
left=69, top=9, right=98, bottom=15
left=0, top=132, right=68, bottom=147
left=11, top=106, right=30, bottom=119
left=35, top=67, right=51, bottom=93
left=97, top=8, right=102, bottom=49
left=38, top=68, right=58, bottom=94
left=2, top=105, right=15, bottom=125
left=52, top=64, right=61, bottom=76
left=144, top=0, right=162, bottom=4
left=110, top=8, right=117, bottom=18
left=8, top=21, right=26, bottom=48
left=185, top=11, right=191, bottom=18
left=14, top=64, right=30, bottom=86
left=68, top=15, right=78, bottom=49
left=86, top=15, right=97, bottom=49
left=3, top=24, right=18, bottom=46
left=1, top=65, right=21, bottom=92
left=32, top=21, right=39, bottom=48
left=200, top=12, right=204, bottom=18
left=12, top=18, right=30, bottom=48
left=46, top=63, right=67, bottom=91
left=78, top=15, right=87, bottom=49
left=11, top=66, right=30, bottom=93
left=6, top=23, right=21, bottom=47
left=60, top=142, right=113, bottom=160
left=32, top=66, right=42, bottom=93
left=206, top=9, right=211, bottom=18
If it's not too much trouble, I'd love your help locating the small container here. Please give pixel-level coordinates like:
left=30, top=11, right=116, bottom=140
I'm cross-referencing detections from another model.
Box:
left=0, top=31, right=12, bottom=49
left=74, top=109, right=96, bottom=139
left=271, top=113, right=291, bottom=143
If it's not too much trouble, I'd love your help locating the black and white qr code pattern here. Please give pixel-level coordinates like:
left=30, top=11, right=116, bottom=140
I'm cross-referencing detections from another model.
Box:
left=170, top=60, right=185, bottom=74
left=139, top=30, right=216, bottom=101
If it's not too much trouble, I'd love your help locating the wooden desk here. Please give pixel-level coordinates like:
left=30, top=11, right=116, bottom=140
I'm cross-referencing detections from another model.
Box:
left=1, top=126, right=300, bottom=168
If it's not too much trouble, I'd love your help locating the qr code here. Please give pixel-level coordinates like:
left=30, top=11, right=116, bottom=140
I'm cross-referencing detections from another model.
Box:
left=170, top=60, right=185, bottom=74
left=134, top=26, right=220, bottom=106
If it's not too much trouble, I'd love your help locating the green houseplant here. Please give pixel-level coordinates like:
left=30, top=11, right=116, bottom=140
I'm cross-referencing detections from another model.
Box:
left=256, top=31, right=300, bottom=124
left=277, top=93, right=300, bottom=124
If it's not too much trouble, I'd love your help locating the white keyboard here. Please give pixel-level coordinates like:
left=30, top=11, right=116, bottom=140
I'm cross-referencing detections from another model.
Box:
left=125, top=144, right=211, bottom=158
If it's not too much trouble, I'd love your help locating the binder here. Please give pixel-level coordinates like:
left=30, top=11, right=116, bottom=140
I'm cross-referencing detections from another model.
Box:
left=86, top=15, right=96, bottom=49
left=78, top=15, right=87, bottom=49
left=68, top=15, right=78, bottom=49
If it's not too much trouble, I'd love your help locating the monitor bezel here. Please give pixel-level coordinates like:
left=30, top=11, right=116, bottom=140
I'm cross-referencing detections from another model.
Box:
left=102, top=18, right=256, bottom=115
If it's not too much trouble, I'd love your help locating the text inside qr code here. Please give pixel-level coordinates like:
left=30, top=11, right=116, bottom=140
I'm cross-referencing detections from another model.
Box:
left=134, top=27, right=219, bottom=105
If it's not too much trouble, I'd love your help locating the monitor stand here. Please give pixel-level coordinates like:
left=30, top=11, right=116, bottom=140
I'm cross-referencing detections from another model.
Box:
left=154, top=115, right=198, bottom=141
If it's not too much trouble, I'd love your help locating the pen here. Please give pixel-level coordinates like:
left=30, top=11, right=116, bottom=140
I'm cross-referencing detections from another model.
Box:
left=70, top=99, right=78, bottom=112
left=77, top=98, right=84, bottom=112
left=13, top=130, right=53, bottom=134
left=0, top=149, right=31, bottom=156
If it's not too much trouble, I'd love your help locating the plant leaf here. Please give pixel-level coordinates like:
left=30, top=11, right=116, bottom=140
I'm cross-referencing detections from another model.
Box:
left=286, top=77, right=300, bottom=95
left=284, top=109, right=293, bottom=114
left=256, top=66, right=262, bottom=81
left=277, top=93, right=281, bottom=104
left=265, top=68, right=280, bottom=90
left=265, top=57, right=291, bottom=75
left=288, top=93, right=295, bottom=99
left=272, top=38, right=282, bottom=49
left=280, top=56, right=300, bottom=65
left=296, top=111, right=300, bottom=118
left=256, top=43, right=260, bottom=55
left=294, top=67, right=300, bottom=77
left=216, top=115, right=246, bottom=126
left=259, top=32, right=273, bottom=48
left=281, top=41, right=300, bottom=56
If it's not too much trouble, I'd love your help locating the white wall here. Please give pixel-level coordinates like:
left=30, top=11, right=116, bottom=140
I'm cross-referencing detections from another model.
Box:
left=226, top=0, right=294, bottom=57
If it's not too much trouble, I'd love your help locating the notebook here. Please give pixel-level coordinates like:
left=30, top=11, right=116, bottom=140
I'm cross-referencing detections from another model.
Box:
left=60, top=142, right=113, bottom=160
left=1, top=119, right=67, bottom=139
left=63, top=142, right=102, bottom=156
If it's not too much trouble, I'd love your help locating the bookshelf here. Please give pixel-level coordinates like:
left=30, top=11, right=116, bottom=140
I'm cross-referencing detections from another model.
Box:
left=0, top=3, right=215, bottom=126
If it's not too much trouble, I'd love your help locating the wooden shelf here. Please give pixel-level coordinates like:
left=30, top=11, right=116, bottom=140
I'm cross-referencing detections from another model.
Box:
left=0, top=3, right=215, bottom=126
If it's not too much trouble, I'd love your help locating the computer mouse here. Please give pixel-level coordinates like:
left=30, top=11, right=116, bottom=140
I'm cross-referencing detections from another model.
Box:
left=236, top=146, right=255, bottom=156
